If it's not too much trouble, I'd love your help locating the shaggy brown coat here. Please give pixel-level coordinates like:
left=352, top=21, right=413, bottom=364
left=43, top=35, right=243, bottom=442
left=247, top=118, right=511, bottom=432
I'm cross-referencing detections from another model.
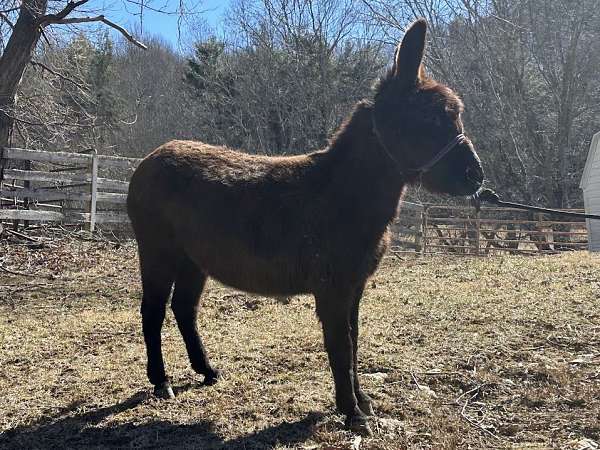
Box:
left=127, top=19, right=483, bottom=435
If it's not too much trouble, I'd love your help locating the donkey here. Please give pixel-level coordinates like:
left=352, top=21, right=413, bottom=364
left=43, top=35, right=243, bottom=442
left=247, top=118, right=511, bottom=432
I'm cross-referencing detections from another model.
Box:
left=127, top=19, right=483, bottom=435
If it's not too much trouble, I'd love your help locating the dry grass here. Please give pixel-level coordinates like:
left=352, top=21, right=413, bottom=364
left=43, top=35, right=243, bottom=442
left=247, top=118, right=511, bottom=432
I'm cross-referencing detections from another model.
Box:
left=1, top=237, right=599, bottom=449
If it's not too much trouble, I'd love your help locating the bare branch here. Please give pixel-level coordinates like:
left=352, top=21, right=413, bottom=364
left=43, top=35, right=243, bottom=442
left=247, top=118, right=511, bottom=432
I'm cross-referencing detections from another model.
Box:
left=122, top=0, right=184, bottom=16
left=41, top=15, right=147, bottom=49
left=37, top=0, right=89, bottom=24
left=29, top=60, right=90, bottom=92
left=39, top=25, right=51, bottom=46
left=0, top=7, right=21, bottom=14
left=0, top=11, right=15, bottom=29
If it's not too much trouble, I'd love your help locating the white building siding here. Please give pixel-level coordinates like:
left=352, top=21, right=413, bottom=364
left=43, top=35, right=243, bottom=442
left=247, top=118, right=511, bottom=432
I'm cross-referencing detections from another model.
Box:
left=581, top=132, right=600, bottom=251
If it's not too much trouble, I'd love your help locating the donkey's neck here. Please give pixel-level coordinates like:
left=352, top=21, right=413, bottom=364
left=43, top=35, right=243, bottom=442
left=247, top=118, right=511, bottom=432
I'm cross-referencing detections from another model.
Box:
left=325, top=101, right=407, bottom=224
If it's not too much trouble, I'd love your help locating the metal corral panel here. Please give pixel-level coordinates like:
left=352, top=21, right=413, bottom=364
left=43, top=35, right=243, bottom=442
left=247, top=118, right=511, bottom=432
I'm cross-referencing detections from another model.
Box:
left=581, top=132, right=600, bottom=251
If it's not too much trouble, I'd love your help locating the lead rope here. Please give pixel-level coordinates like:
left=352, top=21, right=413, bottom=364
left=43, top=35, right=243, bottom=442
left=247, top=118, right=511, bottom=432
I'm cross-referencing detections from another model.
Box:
left=474, top=188, right=600, bottom=220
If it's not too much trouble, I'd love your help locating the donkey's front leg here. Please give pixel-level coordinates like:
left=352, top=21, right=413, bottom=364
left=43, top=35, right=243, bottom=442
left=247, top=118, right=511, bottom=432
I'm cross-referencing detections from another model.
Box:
left=350, top=285, right=374, bottom=416
left=316, top=294, right=371, bottom=435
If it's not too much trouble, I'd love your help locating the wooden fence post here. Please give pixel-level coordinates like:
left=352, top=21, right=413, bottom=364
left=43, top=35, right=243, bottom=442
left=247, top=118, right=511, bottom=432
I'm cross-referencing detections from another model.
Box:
left=475, top=210, right=481, bottom=256
left=23, top=159, right=31, bottom=228
left=88, top=149, right=98, bottom=232
left=414, top=207, right=422, bottom=252
left=0, top=146, right=4, bottom=186
left=536, top=212, right=548, bottom=253
left=0, top=147, right=5, bottom=232
left=11, top=177, right=18, bottom=231
left=421, top=206, right=428, bottom=255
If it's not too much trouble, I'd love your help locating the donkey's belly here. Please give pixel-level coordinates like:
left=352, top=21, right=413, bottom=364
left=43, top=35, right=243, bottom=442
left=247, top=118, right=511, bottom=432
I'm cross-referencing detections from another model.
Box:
left=185, top=240, right=311, bottom=296
left=206, top=262, right=310, bottom=297
left=210, top=269, right=308, bottom=297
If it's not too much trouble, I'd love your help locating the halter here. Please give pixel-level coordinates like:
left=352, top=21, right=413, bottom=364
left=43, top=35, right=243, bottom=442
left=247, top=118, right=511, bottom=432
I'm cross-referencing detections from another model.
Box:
left=372, top=115, right=468, bottom=177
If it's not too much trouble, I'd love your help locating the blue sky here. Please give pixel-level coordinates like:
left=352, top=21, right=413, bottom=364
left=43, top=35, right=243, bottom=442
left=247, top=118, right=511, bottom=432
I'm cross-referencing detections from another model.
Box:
left=84, top=0, right=231, bottom=49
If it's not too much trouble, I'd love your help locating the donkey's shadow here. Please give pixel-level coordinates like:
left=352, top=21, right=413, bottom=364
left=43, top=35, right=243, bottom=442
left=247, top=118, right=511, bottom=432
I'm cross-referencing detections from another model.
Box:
left=0, top=388, right=324, bottom=449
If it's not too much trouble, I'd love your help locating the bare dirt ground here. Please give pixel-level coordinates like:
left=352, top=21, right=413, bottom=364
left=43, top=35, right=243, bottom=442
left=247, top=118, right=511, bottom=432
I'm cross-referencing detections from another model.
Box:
left=1, top=235, right=599, bottom=449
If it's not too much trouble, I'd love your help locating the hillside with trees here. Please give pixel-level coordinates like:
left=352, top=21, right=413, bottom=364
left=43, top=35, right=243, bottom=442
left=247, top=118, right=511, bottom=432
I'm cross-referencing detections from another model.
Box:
left=1, top=0, right=599, bottom=207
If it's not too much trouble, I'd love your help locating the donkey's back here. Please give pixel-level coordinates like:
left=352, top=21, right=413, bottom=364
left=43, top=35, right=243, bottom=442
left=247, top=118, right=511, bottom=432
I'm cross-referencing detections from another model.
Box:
left=127, top=139, right=335, bottom=295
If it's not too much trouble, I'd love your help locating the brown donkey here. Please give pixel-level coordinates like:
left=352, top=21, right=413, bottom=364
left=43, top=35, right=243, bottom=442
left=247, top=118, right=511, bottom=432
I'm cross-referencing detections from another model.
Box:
left=127, top=19, right=483, bottom=435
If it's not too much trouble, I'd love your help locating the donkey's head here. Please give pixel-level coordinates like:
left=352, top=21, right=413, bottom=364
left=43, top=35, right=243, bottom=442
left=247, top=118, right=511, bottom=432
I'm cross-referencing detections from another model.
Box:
left=373, top=19, right=483, bottom=196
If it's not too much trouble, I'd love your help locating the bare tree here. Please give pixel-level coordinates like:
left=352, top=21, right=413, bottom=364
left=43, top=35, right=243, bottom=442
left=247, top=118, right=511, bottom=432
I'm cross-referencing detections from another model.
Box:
left=184, top=0, right=386, bottom=155
left=113, top=36, right=196, bottom=157
left=0, top=0, right=152, bottom=151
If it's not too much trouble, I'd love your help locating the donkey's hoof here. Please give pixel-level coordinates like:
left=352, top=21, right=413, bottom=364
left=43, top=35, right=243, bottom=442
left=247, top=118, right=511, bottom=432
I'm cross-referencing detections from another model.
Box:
left=358, top=397, right=375, bottom=416
left=154, top=381, right=175, bottom=399
left=345, top=415, right=372, bottom=436
left=203, top=369, right=221, bottom=386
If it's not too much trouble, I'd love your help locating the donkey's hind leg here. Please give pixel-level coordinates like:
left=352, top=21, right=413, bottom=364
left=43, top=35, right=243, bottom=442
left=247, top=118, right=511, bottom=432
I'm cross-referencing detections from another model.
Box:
left=139, top=250, right=177, bottom=399
left=171, top=254, right=220, bottom=385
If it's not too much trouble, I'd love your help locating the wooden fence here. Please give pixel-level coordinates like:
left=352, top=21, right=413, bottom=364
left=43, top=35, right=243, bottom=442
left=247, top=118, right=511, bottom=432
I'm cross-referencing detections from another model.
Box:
left=0, top=147, right=140, bottom=231
left=0, top=147, right=590, bottom=254
left=390, top=201, right=589, bottom=255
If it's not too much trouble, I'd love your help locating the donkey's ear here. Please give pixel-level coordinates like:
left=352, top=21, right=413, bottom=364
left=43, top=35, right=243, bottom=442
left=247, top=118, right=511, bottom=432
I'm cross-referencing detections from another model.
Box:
left=392, top=19, right=427, bottom=84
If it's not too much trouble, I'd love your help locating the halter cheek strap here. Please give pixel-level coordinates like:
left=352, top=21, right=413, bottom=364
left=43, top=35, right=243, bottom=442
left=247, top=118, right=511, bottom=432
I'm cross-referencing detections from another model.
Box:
left=372, top=115, right=468, bottom=176
left=414, top=133, right=467, bottom=173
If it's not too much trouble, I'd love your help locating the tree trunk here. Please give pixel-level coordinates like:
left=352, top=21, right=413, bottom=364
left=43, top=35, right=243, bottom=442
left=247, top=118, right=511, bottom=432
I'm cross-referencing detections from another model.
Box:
left=0, top=0, right=48, bottom=148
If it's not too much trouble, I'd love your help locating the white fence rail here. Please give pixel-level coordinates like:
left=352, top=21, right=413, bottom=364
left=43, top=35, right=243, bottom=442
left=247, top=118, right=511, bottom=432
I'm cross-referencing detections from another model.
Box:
left=0, top=147, right=141, bottom=231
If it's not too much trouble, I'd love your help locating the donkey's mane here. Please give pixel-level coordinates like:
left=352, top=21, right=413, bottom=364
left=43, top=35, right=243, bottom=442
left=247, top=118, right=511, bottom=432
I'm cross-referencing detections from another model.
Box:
left=326, top=100, right=374, bottom=150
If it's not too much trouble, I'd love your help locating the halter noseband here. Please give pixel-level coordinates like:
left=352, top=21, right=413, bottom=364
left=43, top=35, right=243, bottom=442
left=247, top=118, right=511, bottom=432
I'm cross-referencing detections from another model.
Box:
left=414, top=133, right=467, bottom=173
left=372, top=115, right=468, bottom=176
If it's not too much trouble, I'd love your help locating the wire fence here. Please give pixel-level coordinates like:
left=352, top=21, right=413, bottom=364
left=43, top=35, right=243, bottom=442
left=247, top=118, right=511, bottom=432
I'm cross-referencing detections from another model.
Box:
left=391, top=202, right=588, bottom=256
